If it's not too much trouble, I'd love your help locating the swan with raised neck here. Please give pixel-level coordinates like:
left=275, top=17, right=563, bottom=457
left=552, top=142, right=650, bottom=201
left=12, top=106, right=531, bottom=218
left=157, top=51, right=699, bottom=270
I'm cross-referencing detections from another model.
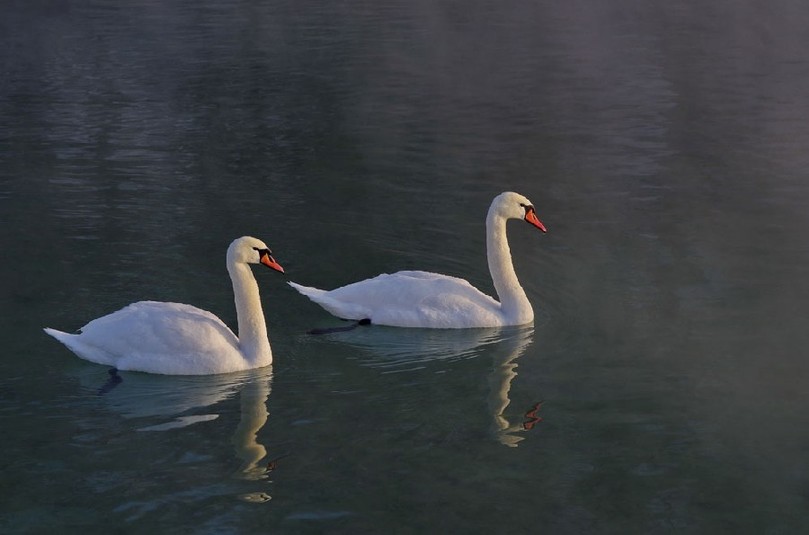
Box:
left=44, top=236, right=285, bottom=375
left=289, top=192, right=546, bottom=329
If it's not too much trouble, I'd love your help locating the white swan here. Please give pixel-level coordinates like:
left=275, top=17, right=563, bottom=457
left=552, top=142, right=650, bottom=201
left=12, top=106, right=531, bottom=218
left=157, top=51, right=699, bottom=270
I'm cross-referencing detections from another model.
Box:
left=44, top=236, right=285, bottom=375
left=290, top=192, right=546, bottom=328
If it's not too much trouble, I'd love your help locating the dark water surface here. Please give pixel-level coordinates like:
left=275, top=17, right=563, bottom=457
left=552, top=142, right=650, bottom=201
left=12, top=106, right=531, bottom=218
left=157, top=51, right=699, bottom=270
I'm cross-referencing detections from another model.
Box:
left=2, top=1, right=809, bottom=532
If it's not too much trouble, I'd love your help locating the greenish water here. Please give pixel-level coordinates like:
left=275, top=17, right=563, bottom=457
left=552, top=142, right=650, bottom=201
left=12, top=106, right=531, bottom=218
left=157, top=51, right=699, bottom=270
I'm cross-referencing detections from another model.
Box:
left=2, top=1, right=809, bottom=532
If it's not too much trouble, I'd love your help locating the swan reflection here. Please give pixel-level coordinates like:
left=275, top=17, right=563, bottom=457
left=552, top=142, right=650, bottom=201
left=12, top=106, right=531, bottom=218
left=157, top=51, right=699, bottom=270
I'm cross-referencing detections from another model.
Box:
left=72, top=365, right=275, bottom=496
left=486, top=326, right=538, bottom=447
left=314, top=324, right=514, bottom=369
left=316, top=324, right=540, bottom=446
left=232, top=373, right=272, bottom=480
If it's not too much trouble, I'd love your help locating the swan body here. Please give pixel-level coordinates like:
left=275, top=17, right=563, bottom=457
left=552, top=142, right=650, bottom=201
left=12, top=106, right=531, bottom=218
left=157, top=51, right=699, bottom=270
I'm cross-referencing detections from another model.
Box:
left=44, top=236, right=285, bottom=375
left=290, top=192, right=546, bottom=329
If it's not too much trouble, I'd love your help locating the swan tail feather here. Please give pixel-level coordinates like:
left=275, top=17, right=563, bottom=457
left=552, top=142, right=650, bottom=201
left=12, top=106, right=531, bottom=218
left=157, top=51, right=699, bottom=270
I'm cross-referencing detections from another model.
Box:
left=288, top=281, right=327, bottom=299
left=44, top=327, right=116, bottom=367
left=44, top=327, right=88, bottom=359
left=44, top=327, right=75, bottom=345
left=288, top=281, right=370, bottom=321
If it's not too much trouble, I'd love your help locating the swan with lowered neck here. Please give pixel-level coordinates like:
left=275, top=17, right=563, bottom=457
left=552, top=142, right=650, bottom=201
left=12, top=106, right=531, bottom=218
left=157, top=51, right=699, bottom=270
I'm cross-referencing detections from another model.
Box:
left=44, top=236, right=285, bottom=375
left=290, top=192, right=546, bottom=329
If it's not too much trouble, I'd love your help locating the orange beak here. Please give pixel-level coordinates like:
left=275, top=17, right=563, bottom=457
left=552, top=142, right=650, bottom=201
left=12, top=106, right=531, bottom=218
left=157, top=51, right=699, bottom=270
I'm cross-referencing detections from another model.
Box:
left=524, top=209, right=547, bottom=232
left=260, top=252, right=285, bottom=273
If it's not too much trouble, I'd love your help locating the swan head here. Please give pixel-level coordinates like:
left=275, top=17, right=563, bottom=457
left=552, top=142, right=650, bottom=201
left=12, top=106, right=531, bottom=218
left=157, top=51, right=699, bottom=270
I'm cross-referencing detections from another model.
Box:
left=491, top=192, right=547, bottom=232
left=228, top=236, right=285, bottom=273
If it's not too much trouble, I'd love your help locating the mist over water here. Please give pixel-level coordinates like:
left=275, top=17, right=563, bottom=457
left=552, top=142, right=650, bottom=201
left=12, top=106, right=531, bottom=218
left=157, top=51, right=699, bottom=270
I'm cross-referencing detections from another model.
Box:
left=2, top=1, right=808, bottom=532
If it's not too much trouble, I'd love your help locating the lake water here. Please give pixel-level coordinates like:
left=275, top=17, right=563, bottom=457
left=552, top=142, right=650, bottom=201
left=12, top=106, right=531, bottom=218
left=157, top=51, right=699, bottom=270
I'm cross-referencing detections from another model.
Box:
left=2, top=1, right=809, bottom=532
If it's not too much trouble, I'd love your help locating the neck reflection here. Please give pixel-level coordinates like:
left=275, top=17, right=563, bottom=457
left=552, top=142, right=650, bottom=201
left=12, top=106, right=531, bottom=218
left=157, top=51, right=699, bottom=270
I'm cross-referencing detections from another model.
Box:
left=487, top=326, right=540, bottom=447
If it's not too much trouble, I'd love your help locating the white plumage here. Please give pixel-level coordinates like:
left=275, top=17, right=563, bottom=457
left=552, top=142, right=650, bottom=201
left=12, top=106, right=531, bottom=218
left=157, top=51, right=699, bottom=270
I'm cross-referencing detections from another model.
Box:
left=290, top=192, right=546, bottom=329
left=44, top=236, right=285, bottom=375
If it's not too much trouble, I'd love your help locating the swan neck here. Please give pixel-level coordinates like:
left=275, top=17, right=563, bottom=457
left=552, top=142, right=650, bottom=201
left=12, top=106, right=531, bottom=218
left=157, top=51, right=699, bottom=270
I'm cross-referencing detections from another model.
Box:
left=228, top=262, right=272, bottom=367
left=486, top=209, right=533, bottom=324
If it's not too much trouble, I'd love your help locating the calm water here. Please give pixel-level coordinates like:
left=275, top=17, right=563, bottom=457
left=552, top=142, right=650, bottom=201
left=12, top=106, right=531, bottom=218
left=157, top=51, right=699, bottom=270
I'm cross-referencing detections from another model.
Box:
left=2, top=0, right=809, bottom=532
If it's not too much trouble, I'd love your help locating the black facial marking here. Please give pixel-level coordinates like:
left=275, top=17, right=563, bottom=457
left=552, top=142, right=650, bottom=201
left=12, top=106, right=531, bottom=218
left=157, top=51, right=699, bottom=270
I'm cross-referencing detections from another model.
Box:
left=253, top=246, right=272, bottom=258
